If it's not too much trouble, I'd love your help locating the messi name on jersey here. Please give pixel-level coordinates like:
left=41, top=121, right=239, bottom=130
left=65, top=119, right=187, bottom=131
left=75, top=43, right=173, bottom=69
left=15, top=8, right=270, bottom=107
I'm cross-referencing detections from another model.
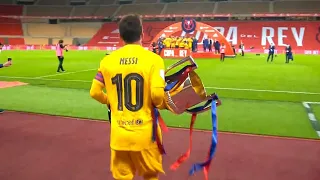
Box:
left=120, top=57, right=138, bottom=65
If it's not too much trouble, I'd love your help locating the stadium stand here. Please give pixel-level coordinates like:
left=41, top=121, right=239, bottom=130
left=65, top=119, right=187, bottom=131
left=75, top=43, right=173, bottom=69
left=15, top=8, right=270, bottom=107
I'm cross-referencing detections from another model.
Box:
left=216, top=1, right=270, bottom=14
left=116, top=3, right=165, bottom=16
left=0, top=4, right=23, bottom=16
left=164, top=2, right=215, bottom=14
left=89, top=0, right=115, bottom=5
left=26, top=24, right=66, bottom=37
left=0, top=0, right=14, bottom=4
left=95, top=5, right=119, bottom=17
left=25, top=6, right=72, bottom=16
left=0, top=5, right=24, bottom=45
left=52, top=38, right=73, bottom=45
left=135, top=0, right=158, bottom=3
left=273, top=1, right=320, bottom=13
left=181, top=0, right=206, bottom=2
left=37, top=0, right=68, bottom=5
left=24, top=37, right=48, bottom=45
left=72, top=6, right=99, bottom=16
left=70, top=23, right=101, bottom=38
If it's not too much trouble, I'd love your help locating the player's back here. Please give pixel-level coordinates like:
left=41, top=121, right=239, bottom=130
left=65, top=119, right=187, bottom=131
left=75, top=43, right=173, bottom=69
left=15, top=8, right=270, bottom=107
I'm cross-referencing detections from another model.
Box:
left=100, top=44, right=164, bottom=151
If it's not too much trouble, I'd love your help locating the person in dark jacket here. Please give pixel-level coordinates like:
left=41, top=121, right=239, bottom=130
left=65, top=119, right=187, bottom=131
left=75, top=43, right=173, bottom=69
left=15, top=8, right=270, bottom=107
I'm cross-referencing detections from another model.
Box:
left=208, top=39, right=213, bottom=52
left=214, top=40, right=220, bottom=54
left=285, top=45, right=293, bottom=63
left=267, top=43, right=275, bottom=62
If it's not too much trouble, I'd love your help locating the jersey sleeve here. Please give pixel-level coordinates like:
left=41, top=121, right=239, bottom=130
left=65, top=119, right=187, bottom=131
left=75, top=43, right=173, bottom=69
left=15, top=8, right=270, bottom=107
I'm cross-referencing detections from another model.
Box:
left=150, top=56, right=165, bottom=88
left=94, top=61, right=105, bottom=85
left=90, top=60, right=108, bottom=104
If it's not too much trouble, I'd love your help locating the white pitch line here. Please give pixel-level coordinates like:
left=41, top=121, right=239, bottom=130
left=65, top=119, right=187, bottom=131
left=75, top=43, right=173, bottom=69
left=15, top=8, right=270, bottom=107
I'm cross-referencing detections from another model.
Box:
left=303, top=102, right=320, bottom=105
left=317, top=131, right=320, bottom=137
left=0, top=76, right=92, bottom=83
left=302, top=102, right=310, bottom=109
left=206, top=87, right=320, bottom=95
left=0, top=75, right=320, bottom=95
left=308, top=113, right=317, bottom=121
left=36, top=68, right=96, bottom=78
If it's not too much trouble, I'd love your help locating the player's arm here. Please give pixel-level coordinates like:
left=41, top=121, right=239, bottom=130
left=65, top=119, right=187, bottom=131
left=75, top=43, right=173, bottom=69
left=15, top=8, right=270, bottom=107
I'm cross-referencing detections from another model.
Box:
left=60, top=43, right=68, bottom=51
left=150, top=56, right=166, bottom=109
left=90, top=64, right=108, bottom=104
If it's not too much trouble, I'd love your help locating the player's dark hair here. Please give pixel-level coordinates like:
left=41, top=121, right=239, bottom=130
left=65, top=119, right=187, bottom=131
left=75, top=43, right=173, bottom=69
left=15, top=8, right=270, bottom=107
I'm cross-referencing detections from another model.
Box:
left=59, top=40, right=63, bottom=43
left=118, top=14, right=142, bottom=44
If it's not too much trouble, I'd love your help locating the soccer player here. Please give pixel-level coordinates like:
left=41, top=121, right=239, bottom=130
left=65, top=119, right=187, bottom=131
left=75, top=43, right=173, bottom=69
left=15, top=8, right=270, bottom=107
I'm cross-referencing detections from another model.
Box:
left=90, top=14, right=166, bottom=180
left=267, top=43, right=275, bottom=62
left=187, top=36, right=192, bottom=49
left=163, top=36, right=171, bottom=48
left=170, top=36, right=176, bottom=48
left=56, top=40, right=68, bottom=73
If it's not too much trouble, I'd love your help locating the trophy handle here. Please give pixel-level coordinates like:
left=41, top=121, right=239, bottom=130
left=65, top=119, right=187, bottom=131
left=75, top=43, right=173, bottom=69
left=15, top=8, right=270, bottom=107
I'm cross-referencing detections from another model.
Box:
left=165, top=56, right=198, bottom=74
left=185, top=93, right=222, bottom=114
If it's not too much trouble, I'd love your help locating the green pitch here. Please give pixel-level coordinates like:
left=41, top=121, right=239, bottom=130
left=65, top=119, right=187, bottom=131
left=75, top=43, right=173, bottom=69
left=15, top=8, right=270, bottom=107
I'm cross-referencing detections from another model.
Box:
left=0, top=50, right=320, bottom=139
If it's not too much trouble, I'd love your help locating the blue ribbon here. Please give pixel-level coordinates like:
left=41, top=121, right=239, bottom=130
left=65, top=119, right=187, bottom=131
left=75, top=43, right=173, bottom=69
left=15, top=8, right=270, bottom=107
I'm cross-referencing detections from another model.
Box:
left=152, top=107, right=159, bottom=142
left=164, top=80, right=179, bottom=91
left=188, top=100, right=218, bottom=176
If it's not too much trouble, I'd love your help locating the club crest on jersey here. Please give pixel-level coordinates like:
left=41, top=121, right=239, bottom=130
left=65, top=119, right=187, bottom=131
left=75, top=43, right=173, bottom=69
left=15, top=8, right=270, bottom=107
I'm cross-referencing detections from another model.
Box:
left=181, top=18, right=196, bottom=33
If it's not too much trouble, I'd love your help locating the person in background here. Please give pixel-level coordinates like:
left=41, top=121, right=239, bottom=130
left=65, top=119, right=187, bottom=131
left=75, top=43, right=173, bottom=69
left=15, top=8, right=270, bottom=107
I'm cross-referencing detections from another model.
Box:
left=192, top=37, right=198, bottom=52
left=151, top=42, right=157, bottom=53
left=267, top=43, right=275, bottom=62
left=208, top=38, right=213, bottom=52
left=214, top=40, right=220, bottom=54
left=56, top=40, right=68, bottom=73
left=157, top=38, right=164, bottom=55
left=203, top=38, right=209, bottom=52
left=230, top=42, right=236, bottom=55
left=0, top=58, right=12, bottom=113
left=285, top=44, right=293, bottom=63
left=170, top=36, right=176, bottom=48
left=0, top=42, right=3, bottom=53
left=239, top=42, right=244, bottom=56
left=0, top=60, right=11, bottom=68
left=187, top=36, right=193, bottom=49
left=220, top=43, right=226, bottom=62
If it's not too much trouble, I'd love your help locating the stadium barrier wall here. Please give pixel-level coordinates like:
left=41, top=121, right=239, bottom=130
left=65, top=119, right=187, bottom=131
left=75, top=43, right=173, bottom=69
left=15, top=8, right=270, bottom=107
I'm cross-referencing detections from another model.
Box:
left=89, top=21, right=320, bottom=52
left=0, top=45, right=319, bottom=55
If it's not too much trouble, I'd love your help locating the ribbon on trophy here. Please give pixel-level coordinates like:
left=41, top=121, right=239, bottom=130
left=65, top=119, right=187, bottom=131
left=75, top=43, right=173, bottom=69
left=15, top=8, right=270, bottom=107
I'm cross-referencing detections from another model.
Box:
left=161, top=56, right=222, bottom=180
left=151, top=107, right=168, bottom=155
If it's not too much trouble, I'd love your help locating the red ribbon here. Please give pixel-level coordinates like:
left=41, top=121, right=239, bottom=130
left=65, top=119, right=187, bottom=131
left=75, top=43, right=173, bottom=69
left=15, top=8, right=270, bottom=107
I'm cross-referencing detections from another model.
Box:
left=152, top=109, right=168, bottom=155
left=170, top=113, right=197, bottom=170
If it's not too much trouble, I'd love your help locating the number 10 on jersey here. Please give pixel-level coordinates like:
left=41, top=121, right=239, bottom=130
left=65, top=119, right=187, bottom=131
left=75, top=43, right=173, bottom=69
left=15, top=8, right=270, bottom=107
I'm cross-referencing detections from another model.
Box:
left=112, top=73, right=144, bottom=112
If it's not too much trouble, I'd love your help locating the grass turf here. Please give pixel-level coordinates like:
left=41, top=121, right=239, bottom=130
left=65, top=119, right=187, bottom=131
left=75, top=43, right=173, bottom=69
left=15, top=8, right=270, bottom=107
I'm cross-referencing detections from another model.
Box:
left=0, top=50, right=320, bottom=139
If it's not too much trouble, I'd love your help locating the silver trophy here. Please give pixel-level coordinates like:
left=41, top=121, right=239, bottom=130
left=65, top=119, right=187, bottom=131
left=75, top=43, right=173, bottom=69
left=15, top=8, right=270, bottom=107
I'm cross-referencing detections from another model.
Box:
left=164, top=56, right=216, bottom=114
